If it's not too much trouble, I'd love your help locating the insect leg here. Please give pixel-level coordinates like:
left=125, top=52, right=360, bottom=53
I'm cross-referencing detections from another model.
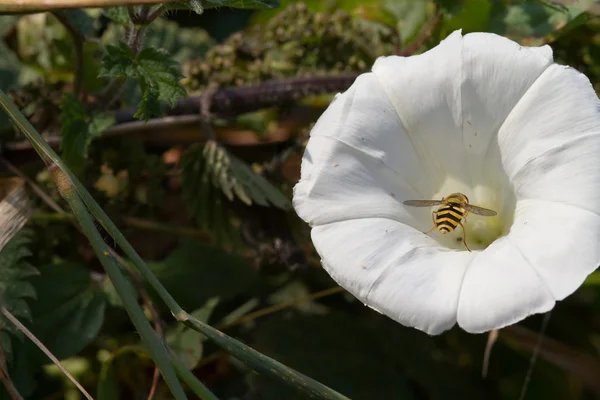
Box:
left=423, top=211, right=437, bottom=234
left=458, top=221, right=471, bottom=252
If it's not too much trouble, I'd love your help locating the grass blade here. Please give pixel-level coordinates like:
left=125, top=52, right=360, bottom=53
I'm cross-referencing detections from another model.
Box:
left=0, top=88, right=349, bottom=399
left=47, top=166, right=189, bottom=400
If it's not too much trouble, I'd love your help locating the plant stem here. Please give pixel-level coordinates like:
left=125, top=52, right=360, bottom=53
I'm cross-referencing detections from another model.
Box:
left=47, top=165, right=188, bottom=400
left=171, top=354, right=219, bottom=400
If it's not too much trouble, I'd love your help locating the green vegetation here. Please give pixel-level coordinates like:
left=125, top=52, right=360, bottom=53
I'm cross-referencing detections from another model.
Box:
left=0, top=1, right=599, bottom=399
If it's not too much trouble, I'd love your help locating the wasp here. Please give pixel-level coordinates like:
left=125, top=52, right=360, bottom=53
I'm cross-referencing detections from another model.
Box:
left=403, top=192, right=497, bottom=252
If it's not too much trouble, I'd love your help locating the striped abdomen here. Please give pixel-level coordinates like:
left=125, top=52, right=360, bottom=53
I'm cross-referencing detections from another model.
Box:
left=435, top=204, right=466, bottom=234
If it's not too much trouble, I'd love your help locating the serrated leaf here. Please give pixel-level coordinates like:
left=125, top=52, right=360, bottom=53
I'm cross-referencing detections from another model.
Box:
left=100, top=42, right=135, bottom=77
left=100, top=43, right=186, bottom=121
left=182, top=141, right=291, bottom=211
left=53, top=10, right=94, bottom=37
left=0, top=231, right=37, bottom=364
left=148, top=241, right=257, bottom=311
left=102, top=7, right=130, bottom=26
left=27, top=262, right=106, bottom=361
left=60, top=93, right=115, bottom=175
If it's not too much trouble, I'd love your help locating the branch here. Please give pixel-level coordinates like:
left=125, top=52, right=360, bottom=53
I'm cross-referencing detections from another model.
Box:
left=0, top=0, right=171, bottom=13
left=115, top=73, right=359, bottom=123
left=4, top=74, right=359, bottom=151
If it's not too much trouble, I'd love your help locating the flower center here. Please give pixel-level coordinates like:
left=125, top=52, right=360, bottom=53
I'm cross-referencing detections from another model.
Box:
left=426, top=176, right=516, bottom=251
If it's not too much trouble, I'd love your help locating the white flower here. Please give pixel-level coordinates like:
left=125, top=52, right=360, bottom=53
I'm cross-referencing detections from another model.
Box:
left=292, top=30, right=600, bottom=335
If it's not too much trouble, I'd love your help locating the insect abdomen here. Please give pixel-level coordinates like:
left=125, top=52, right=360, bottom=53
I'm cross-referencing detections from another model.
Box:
left=435, top=205, right=465, bottom=234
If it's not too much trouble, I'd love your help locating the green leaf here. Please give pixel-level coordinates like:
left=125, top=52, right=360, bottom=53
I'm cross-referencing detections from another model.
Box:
left=27, top=262, right=106, bottom=361
left=100, top=42, right=134, bottom=77
left=181, top=141, right=291, bottom=211
left=102, top=7, right=130, bottom=26
left=149, top=241, right=257, bottom=311
left=59, top=93, right=115, bottom=175
left=488, top=0, right=598, bottom=44
left=167, top=298, right=219, bottom=369
left=53, top=9, right=94, bottom=37
left=0, top=231, right=37, bottom=364
left=100, top=43, right=186, bottom=121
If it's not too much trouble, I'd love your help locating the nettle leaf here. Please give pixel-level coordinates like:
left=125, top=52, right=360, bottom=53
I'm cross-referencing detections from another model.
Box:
left=182, top=141, right=291, bottom=209
left=0, top=231, right=38, bottom=364
left=28, top=262, right=106, bottom=361
left=148, top=240, right=257, bottom=311
left=181, top=141, right=291, bottom=243
left=102, top=7, right=130, bottom=26
left=100, top=43, right=186, bottom=121
left=60, top=94, right=115, bottom=175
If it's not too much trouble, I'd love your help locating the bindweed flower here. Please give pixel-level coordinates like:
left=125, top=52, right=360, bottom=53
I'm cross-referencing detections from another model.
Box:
left=292, top=30, right=600, bottom=335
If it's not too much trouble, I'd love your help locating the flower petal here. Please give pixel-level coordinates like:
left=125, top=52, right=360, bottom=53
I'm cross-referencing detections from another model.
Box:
left=461, top=33, right=553, bottom=157
left=457, top=236, right=555, bottom=334
left=311, top=218, right=474, bottom=335
left=293, top=72, right=439, bottom=227
left=372, top=30, right=464, bottom=181
left=499, top=64, right=600, bottom=213
left=461, top=33, right=553, bottom=192
left=507, top=199, right=600, bottom=300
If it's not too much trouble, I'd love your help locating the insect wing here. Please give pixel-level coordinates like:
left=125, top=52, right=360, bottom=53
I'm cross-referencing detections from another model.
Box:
left=464, top=204, right=497, bottom=216
left=403, top=199, right=444, bottom=207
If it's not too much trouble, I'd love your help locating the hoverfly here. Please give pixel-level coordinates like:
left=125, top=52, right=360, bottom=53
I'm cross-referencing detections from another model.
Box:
left=403, top=192, right=497, bottom=252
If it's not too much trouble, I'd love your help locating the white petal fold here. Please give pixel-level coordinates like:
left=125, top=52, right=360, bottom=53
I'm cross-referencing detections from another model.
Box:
left=457, top=235, right=555, bottom=333
left=312, top=218, right=474, bottom=335
left=500, top=64, right=600, bottom=213
left=508, top=200, right=600, bottom=300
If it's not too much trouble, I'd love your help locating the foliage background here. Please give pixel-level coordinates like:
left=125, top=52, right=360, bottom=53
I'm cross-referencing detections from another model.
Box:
left=0, top=0, right=600, bottom=399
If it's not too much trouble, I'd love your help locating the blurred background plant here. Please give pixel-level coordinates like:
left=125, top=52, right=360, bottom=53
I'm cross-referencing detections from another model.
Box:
left=0, top=0, right=599, bottom=399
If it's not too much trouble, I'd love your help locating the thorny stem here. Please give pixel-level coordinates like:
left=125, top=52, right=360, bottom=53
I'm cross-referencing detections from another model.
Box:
left=3, top=74, right=359, bottom=151
left=1, top=307, right=94, bottom=400
left=119, top=74, right=360, bottom=123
